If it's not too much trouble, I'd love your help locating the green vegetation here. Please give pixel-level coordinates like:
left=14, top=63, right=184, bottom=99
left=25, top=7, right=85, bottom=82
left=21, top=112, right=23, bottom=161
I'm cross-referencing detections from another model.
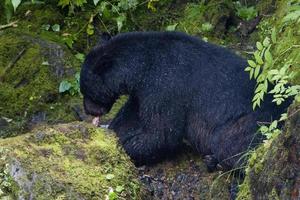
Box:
left=234, top=1, right=258, bottom=21
left=0, top=0, right=299, bottom=198
left=237, top=0, right=300, bottom=198
left=244, top=0, right=300, bottom=141
left=59, top=72, right=81, bottom=95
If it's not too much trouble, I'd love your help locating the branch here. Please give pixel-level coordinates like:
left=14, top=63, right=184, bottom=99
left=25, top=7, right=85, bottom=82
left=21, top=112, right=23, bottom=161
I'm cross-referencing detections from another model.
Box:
left=0, top=21, right=18, bottom=30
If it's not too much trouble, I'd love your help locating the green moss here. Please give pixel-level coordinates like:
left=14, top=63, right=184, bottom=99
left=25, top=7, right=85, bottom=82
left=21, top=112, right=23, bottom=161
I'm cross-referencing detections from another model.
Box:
left=0, top=122, right=143, bottom=199
left=129, top=0, right=183, bottom=31
left=102, top=95, right=128, bottom=122
left=236, top=175, right=251, bottom=200
left=0, top=29, right=83, bottom=137
left=176, top=1, right=239, bottom=45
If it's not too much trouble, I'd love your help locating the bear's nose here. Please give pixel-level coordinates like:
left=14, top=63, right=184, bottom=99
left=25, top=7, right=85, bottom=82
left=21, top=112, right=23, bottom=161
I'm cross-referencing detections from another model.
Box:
left=83, top=97, right=105, bottom=116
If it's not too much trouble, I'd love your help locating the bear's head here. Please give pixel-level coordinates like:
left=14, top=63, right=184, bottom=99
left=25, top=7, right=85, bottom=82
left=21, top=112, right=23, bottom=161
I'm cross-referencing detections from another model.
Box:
left=80, top=33, right=115, bottom=118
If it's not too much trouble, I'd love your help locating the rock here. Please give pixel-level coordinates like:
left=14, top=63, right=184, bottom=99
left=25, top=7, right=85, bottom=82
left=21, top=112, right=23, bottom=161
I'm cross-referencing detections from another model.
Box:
left=0, top=30, right=82, bottom=137
left=0, top=118, right=9, bottom=128
left=0, top=122, right=144, bottom=199
left=237, top=103, right=300, bottom=199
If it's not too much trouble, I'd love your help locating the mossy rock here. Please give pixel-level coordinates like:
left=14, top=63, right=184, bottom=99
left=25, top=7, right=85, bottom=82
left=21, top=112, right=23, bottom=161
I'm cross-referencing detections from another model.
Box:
left=0, top=30, right=82, bottom=138
left=0, top=122, right=144, bottom=199
left=237, top=102, right=300, bottom=200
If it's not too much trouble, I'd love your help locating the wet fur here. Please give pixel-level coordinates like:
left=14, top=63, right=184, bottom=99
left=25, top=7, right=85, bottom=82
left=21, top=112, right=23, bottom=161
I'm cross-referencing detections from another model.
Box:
left=80, top=32, right=289, bottom=169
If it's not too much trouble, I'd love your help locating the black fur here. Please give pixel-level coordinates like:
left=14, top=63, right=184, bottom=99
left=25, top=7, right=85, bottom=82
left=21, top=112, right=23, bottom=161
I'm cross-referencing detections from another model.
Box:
left=80, top=32, right=288, bottom=169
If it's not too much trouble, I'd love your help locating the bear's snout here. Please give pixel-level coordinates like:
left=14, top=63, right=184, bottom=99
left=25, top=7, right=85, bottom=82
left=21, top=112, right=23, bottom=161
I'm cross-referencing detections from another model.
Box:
left=83, top=97, right=107, bottom=116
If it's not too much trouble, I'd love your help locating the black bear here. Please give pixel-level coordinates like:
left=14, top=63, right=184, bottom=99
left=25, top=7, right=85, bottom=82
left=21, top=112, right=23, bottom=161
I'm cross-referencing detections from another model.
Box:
left=80, top=31, right=288, bottom=170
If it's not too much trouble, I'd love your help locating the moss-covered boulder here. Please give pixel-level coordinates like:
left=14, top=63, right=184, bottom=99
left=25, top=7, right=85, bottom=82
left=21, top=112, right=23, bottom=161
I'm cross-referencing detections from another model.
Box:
left=237, top=103, right=300, bottom=199
left=0, top=122, right=143, bottom=199
left=0, top=30, right=83, bottom=138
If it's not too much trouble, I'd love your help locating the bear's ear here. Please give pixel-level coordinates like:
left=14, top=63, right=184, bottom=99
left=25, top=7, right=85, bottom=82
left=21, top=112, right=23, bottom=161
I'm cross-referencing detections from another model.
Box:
left=92, top=54, right=112, bottom=75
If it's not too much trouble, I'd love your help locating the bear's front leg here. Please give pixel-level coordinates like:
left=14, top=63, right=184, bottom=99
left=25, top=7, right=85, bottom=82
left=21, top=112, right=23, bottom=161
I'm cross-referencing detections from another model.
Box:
left=109, top=96, right=139, bottom=133
left=120, top=125, right=184, bottom=166
left=110, top=97, right=185, bottom=165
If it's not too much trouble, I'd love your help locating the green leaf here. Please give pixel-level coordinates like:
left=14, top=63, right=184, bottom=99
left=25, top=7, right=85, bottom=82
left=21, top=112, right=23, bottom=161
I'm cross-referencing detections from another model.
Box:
left=86, top=24, right=94, bottom=35
left=236, top=5, right=257, bottom=21
left=106, top=174, right=115, bottom=180
left=75, top=72, right=80, bottom=83
left=264, top=48, right=273, bottom=64
left=260, top=126, right=268, bottom=133
left=93, top=0, right=100, bottom=5
left=75, top=53, right=85, bottom=62
left=279, top=113, right=287, bottom=121
left=262, top=37, right=270, bottom=47
left=245, top=67, right=252, bottom=72
left=252, top=92, right=260, bottom=101
left=271, top=28, right=276, bottom=43
left=254, top=65, right=260, bottom=79
left=118, top=0, right=138, bottom=10
left=256, top=42, right=263, bottom=51
left=116, top=14, right=126, bottom=32
left=254, top=51, right=263, bottom=65
left=42, top=61, right=50, bottom=66
left=247, top=60, right=256, bottom=68
left=99, top=2, right=111, bottom=19
left=73, top=0, right=87, bottom=7
left=52, top=24, right=60, bottom=32
left=201, top=22, right=213, bottom=32
left=264, top=80, right=268, bottom=92
left=249, top=68, right=254, bottom=79
left=283, top=10, right=300, bottom=22
left=11, top=0, right=21, bottom=12
left=166, top=23, right=178, bottom=31
left=259, top=91, right=264, bottom=100
left=4, top=0, right=14, bottom=22
left=41, top=24, right=51, bottom=31
left=268, top=69, right=279, bottom=75
left=116, top=186, right=124, bottom=193
left=59, top=81, right=72, bottom=93
left=255, top=83, right=264, bottom=93
left=108, top=191, right=117, bottom=200
left=270, top=120, right=278, bottom=130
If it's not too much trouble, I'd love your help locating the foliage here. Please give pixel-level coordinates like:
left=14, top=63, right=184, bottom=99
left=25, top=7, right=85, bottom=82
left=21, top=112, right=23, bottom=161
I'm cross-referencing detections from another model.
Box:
left=234, top=1, right=258, bottom=21
left=0, top=148, right=12, bottom=197
left=58, top=0, right=87, bottom=14
left=147, top=0, right=159, bottom=12
left=165, top=23, right=178, bottom=31
left=59, top=72, right=81, bottom=95
left=245, top=29, right=300, bottom=110
left=201, top=22, right=213, bottom=32
left=245, top=0, right=300, bottom=141
left=2, top=0, right=20, bottom=22
left=58, top=52, right=84, bottom=95
left=245, top=32, right=276, bottom=110
left=283, top=0, right=300, bottom=23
